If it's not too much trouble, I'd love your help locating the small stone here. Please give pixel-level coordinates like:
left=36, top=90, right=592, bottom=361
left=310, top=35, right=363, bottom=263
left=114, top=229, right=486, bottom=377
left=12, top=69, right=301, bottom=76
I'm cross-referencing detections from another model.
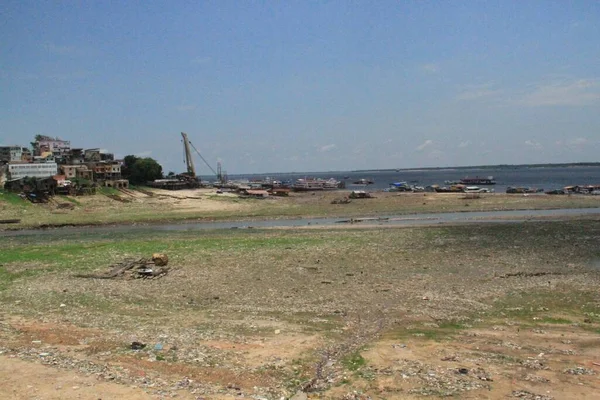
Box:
left=274, top=329, right=281, bottom=335
left=60, top=304, right=66, bottom=308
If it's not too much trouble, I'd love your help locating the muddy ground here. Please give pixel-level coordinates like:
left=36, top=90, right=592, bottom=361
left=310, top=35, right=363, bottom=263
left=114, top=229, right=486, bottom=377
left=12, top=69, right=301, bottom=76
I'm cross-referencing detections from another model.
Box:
left=0, top=220, right=599, bottom=399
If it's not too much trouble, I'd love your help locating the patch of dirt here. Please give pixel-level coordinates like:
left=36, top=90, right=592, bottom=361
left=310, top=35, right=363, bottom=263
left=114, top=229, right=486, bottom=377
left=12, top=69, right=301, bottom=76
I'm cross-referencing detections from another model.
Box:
left=0, top=356, right=156, bottom=400
left=358, top=321, right=600, bottom=399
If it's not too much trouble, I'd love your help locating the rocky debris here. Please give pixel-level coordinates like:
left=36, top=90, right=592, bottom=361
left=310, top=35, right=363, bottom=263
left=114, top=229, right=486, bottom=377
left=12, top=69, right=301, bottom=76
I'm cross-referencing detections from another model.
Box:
left=74, top=254, right=170, bottom=280
left=563, top=366, right=596, bottom=375
left=523, top=374, right=550, bottom=383
left=390, top=359, right=491, bottom=396
left=521, top=358, right=549, bottom=370
left=498, top=271, right=562, bottom=279
left=331, top=198, right=351, bottom=204
left=130, top=341, right=146, bottom=350
left=512, top=390, right=554, bottom=400
left=290, top=390, right=308, bottom=400
left=341, top=391, right=371, bottom=400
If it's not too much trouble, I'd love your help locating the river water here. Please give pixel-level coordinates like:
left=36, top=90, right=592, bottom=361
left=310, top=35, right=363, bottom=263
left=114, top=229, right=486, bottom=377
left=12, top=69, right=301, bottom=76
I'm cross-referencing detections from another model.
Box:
left=3, top=208, right=600, bottom=238
left=220, top=165, right=600, bottom=193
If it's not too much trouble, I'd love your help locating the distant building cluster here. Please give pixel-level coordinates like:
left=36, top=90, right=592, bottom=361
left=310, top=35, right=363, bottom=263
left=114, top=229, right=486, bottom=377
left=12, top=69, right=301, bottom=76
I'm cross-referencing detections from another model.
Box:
left=0, top=135, right=129, bottom=192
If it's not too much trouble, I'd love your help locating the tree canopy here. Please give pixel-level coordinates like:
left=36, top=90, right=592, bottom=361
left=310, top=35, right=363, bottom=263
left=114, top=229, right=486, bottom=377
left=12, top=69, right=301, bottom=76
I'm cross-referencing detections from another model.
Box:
left=122, top=155, right=163, bottom=184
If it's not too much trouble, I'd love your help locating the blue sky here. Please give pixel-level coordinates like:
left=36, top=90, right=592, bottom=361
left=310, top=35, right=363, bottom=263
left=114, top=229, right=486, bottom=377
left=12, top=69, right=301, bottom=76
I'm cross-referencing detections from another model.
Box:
left=1, top=1, right=599, bottom=174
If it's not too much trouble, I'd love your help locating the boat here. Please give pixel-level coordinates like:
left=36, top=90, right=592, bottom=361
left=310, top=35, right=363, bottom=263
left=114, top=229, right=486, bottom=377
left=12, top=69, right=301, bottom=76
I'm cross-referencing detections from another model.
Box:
left=444, top=180, right=460, bottom=185
left=386, top=181, right=411, bottom=192
left=352, top=178, right=374, bottom=185
left=459, top=176, right=496, bottom=185
left=292, top=178, right=343, bottom=191
left=435, top=184, right=466, bottom=193
left=464, top=186, right=493, bottom=193
left=506, top=187, right=544, bottom=194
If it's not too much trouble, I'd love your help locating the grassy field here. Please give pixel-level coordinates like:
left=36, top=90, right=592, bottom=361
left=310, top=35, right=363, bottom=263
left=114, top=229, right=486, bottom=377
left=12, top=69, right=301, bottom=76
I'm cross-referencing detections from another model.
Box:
left=1, top=220, right=599, bottom=398
left=1, top=187, right=599, bottom=229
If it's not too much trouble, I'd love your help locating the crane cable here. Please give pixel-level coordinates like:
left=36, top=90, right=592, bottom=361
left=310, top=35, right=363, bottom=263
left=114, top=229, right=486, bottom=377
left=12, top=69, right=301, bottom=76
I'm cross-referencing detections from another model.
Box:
left=188, top=140, right=218, bottom=177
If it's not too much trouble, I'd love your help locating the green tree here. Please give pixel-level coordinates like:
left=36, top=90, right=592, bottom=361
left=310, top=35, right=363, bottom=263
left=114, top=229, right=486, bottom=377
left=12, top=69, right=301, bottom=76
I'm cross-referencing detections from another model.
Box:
left=123, top=155, right=163, bottom=184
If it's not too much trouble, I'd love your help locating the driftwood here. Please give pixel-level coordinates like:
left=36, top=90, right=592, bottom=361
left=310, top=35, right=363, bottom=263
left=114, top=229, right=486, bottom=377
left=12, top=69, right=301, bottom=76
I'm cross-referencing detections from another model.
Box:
left=75, top=254, right=170, bottom=280
left=0, top=219, right=21, bottom=224
left=498, top=271, right=562, bottom=279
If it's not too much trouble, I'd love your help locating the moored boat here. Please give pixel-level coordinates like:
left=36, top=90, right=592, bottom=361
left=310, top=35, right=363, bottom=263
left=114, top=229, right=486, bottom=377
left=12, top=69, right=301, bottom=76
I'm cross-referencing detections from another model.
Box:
left=506, top=187, right=544, bottom=194
left=352, top=178, right=374, bottom=185
left=460, top=176, right=496, bottom=185
left=292, top=178, right=343, bottom=191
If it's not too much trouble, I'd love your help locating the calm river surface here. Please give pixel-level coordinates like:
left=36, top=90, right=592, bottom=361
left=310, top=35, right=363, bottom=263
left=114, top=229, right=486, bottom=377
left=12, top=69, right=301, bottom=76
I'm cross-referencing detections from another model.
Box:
left=221, top=165, right=600, bottom=193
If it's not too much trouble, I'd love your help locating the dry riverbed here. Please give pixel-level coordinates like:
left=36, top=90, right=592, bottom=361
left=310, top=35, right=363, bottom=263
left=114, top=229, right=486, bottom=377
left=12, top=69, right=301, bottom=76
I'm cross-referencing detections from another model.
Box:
left=1, top=187, right=599, bottom=229
left=1, top=220, right=599, bottom=399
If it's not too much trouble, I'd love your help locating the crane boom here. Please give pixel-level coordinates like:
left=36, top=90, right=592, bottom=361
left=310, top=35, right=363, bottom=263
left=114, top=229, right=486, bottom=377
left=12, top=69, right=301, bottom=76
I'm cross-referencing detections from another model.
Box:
left=180, top=132, right=196, bottom=177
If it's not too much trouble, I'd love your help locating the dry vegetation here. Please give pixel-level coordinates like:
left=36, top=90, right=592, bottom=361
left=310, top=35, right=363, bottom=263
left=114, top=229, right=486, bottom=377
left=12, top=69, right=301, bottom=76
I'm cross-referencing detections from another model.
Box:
left=1, top=220, right=600, bottom=399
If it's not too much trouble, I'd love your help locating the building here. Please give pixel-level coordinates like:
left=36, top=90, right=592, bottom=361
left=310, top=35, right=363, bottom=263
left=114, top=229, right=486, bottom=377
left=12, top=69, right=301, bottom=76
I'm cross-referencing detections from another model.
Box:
left=21, top=148, right=32, bottom=162
left=34, top=136, right=71, bottom=157
left=0, top=146, right=23, bottom=162
left=7, top=162, right=58, bottom=180
left=89, top=161, right=121, bottom=180
left=84, top=149, right=101, bottom=162
left=60, top=165, right=78, bottom=179
left=75, top=165, right=93, bottom=181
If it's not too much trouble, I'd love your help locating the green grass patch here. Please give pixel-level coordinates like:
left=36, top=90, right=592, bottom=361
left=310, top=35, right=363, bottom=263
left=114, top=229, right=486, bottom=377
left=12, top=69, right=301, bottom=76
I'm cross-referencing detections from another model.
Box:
left=540, top=316, right=573, bottom=324
left=0, top=190, right=29, bottom=207
left=394, top=320, right=468, bottom=341
left=98, top=186, right=120, bottom=195
left=342, top=351, right=366, bottom=371
left=58, top=195, right=81, bottom=205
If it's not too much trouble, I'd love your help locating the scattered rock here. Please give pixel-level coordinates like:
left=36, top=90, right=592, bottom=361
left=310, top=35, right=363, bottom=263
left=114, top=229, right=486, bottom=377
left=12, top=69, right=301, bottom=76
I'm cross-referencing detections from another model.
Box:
left=563, top=367, right=595, bottom=375
left=290, top=390, right=308, bottom=400
left=130, top=341, right=146, bottom=350
left=512, top=390, right=553, bottom=399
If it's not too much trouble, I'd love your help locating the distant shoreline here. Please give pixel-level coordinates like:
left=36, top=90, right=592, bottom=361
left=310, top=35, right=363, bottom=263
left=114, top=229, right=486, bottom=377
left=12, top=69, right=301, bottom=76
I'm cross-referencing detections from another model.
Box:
left=218, top=162, right=600, bottom=178
left=351, top=162, right=600, bottom=173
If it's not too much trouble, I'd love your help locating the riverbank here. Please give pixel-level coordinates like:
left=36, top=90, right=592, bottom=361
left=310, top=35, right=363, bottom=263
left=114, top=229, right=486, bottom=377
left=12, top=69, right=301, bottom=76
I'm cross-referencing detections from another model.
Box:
left=1, top=220, right=599, bottom=399
left=1, top=187, right=599, bottom=230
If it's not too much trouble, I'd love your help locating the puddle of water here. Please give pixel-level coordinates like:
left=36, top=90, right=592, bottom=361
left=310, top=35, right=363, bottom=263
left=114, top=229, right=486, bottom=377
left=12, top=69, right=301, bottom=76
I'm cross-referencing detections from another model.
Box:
left=2, top=208, right=600, bottom=237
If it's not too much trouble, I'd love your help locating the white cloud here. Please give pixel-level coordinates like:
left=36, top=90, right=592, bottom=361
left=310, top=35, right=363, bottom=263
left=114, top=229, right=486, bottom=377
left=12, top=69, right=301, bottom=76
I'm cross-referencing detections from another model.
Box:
left=456, top=83, right=503, bottom=101
left=416, top=139, right=433, bottom=151
left=428, top=149, right=443, bottom=159
left=458, top=140, right=471, bottom=148
left=524, top=140, right=542, bottom=149
left=318, top=144, right=336, bottom=152
left=422, top=63, right=439, bottom=73
left=569, top=137, right=588, bottom=146
left=519, top=79, right=600, bottom=106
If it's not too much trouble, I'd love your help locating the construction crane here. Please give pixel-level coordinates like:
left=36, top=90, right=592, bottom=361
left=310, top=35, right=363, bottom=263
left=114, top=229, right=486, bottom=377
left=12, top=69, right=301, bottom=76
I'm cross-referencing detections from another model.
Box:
left=180, top=132, right=196, bottom=178
left=180, top=132, right=223, bottom=184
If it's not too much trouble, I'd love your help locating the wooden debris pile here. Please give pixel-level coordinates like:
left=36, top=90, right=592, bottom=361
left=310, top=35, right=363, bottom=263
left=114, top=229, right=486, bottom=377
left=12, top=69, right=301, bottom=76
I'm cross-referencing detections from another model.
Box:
left=76, top=253, right=170, bottom=280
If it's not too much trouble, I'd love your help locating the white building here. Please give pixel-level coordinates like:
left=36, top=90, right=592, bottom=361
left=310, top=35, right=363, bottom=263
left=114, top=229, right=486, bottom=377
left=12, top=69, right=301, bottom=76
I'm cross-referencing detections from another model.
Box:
left=8, top=162, right=58, bottom=180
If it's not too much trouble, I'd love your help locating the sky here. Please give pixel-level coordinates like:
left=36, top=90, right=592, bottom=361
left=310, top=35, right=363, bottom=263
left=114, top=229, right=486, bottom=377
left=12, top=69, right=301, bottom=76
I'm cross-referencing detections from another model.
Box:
left=1, top=1, right=599, bottom=175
